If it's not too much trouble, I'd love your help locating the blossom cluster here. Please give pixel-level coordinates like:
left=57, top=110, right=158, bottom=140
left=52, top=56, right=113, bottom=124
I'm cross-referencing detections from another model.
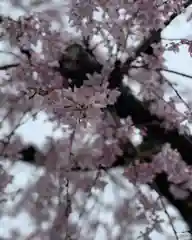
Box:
left=0, top=0, right=192, bottom=238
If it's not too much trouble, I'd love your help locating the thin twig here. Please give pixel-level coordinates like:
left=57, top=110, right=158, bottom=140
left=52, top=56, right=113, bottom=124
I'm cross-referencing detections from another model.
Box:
left=130, top=64, right=192, bottom=110
left=159, top=195, right=180, bottom=240
left=0, top=63, right=19, bottom=70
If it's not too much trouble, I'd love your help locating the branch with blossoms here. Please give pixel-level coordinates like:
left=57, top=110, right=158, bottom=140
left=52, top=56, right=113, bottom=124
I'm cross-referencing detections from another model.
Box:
left=0, top=0, right=191, bottom=179
left=120, top=0, right=192, bottom=74
left=0, top=0, right=192, bottom=238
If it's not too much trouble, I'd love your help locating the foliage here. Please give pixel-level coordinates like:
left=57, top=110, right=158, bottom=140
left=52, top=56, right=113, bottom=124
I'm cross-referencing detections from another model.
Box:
left=0, top=0, right=192, bottom=239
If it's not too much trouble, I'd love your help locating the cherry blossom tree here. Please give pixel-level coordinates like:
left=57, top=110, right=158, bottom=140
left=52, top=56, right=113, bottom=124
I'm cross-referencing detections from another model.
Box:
left=0, top=0, right=192, bottom=239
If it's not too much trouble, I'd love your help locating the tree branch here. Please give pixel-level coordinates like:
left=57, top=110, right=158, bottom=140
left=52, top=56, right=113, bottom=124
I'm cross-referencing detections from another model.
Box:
left=131, top=65, right=192, bottom=80
left=0, top=63, right=19, bottom=70
left=121, top=0, right=192, bottom=75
